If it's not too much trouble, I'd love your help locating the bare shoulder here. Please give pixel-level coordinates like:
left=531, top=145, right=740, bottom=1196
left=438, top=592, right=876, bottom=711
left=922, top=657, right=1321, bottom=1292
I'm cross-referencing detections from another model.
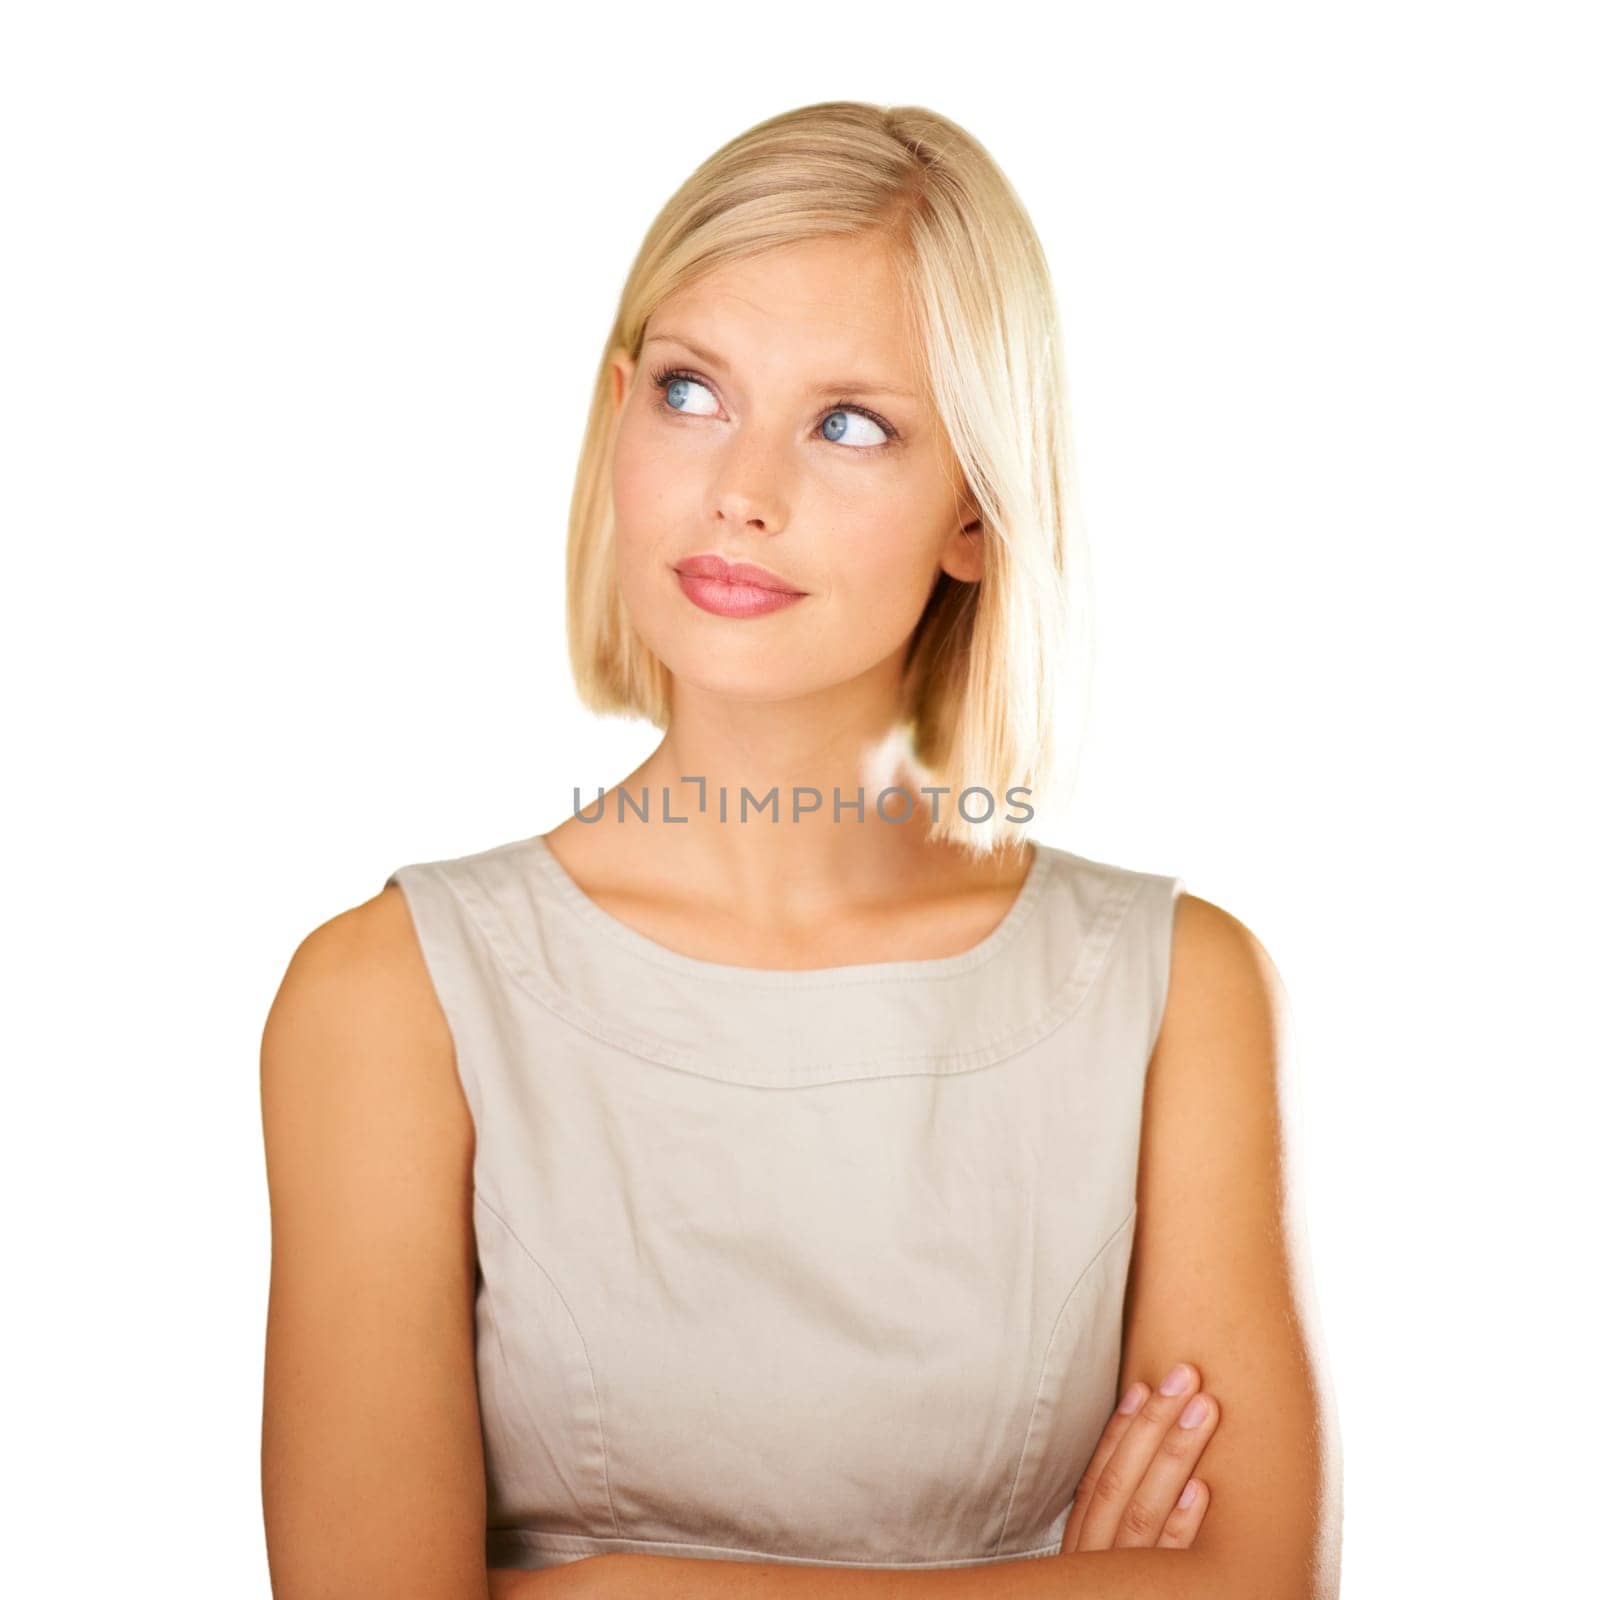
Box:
left=259, top=887, right=484, bottom=1596
left=1168, top=889, right=1288, bottom=1034
left=267, top=880, right=446, bottom=1036
left=1134, top=888, right=1298, bottom=1281
left=262, top=884, right=463, bottom=1137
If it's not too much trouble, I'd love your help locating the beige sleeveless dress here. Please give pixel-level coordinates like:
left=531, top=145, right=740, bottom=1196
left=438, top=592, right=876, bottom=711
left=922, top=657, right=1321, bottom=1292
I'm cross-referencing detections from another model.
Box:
left=384, top=832, right=1184, bottom=1572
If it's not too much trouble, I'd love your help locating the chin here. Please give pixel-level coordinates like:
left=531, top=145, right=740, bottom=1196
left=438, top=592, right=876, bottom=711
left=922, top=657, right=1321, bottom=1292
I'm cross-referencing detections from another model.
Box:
left=659, top=653, right=839, bottom=704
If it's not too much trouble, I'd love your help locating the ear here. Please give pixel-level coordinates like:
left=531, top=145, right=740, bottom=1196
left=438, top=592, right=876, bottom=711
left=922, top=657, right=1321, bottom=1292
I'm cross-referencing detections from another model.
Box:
left=608, top=349, right=637, bottom=420
left=938, top=488, right=985, bottom=585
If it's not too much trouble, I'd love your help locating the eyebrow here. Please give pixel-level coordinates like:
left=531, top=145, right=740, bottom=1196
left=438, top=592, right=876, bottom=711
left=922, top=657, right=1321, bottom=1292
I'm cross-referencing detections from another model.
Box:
left=641, top=329, right=922, bottom=402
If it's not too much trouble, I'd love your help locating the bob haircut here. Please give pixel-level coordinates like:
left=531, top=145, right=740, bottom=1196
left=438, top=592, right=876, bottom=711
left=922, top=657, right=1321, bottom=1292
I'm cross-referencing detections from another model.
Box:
left=566, top=100, right=1090, bottom=859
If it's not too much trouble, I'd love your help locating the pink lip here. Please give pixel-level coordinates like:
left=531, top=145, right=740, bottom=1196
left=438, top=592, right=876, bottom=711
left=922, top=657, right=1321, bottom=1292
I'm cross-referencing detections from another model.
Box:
left=673, top=553, right=808, bottom=619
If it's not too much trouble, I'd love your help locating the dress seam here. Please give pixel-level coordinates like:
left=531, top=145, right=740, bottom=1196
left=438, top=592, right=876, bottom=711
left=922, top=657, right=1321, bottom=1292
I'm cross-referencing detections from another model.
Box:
left=473, top=1192, right=622, bottom=1538
left=485, top=1526, right=1067, bottom=1569
left=991, top=1203, right=1141, bottom=1554
left=434, top=862, right=1146, bottom=1083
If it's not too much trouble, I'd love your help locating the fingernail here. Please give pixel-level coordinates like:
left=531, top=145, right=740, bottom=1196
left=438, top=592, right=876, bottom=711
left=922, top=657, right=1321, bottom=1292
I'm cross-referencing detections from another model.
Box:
left=1179, top=1395, right=1208, bottom=1428
left=1179, top=1479, right=1197, bottom=1510
left=1117, top=1383, right=1143, bottom=1414
left=1159, top=1364, right=1190, bottom=1396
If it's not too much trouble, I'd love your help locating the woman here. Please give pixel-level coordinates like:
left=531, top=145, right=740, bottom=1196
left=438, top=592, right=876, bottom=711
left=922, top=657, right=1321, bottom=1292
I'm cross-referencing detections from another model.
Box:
left=260, top=102, right=1340, bottom=1598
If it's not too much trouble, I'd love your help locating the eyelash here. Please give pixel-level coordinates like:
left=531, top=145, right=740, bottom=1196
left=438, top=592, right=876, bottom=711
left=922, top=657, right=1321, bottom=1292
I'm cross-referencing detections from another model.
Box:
left=645, top=363, right=900, bottom=452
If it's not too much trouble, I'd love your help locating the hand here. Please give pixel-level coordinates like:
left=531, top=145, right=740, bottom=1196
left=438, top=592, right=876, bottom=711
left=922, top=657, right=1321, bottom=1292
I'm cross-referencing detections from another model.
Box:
left=1059, top=1361, right=1218, bottom=1552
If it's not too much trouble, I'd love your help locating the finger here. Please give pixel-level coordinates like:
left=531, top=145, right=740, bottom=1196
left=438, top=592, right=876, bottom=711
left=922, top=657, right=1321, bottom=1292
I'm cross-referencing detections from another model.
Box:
left=1060, top=1381, right=1149, bottom=1553
left=1156, top=1477, right=1210, bottom=1548
left=1111, top=1383, right=1220, bottom=1548
left=1076, top=1362, right=1207, bottom=1550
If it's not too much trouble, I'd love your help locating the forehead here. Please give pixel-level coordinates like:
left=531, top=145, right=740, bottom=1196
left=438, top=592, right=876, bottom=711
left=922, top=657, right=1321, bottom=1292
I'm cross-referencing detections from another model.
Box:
left=644, top=236, right=922, bottom=389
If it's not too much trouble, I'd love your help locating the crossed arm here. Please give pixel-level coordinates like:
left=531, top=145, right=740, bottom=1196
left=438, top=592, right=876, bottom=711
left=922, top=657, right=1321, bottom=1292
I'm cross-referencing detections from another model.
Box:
left=262, top=888, right=1340, bottom=1599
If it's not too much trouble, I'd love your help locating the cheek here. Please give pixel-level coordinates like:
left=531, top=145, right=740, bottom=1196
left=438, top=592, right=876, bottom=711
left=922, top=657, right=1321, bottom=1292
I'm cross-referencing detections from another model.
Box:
left=610, top=423, right=671, bottom=550
left=818, top=488, right=951, bottom=619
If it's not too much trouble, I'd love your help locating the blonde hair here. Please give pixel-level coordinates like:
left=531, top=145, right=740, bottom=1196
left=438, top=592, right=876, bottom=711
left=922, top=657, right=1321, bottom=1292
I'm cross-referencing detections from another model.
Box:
left=566, top=100, right=1090, bottom=857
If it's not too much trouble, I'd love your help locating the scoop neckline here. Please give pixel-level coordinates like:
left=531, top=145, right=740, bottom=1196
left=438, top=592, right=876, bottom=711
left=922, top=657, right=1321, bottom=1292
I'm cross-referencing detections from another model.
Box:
left=521, top=831, right=1051, bottom=989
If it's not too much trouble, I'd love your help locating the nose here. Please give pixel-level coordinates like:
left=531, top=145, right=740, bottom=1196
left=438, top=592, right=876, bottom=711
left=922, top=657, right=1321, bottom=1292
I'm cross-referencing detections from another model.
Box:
left=705, top=423, right=788, bottom=535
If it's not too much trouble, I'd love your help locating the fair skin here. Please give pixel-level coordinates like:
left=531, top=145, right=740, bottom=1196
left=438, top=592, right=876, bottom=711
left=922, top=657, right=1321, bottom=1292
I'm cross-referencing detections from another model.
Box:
left=549, top=231, right=1017, bottom=953
left=260, top=234, right=1339, bottom=1598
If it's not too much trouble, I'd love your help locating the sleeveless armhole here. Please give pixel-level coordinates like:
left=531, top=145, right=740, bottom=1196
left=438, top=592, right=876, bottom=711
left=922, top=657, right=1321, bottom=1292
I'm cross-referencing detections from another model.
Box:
left=383, top=861, right=487, bottom=1139
left=1144, top=873, right=1188, bottom=1065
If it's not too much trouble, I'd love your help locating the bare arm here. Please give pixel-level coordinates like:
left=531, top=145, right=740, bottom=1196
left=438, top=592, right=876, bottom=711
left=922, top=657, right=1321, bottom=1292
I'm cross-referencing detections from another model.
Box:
left=1112, top=892, right=1341, bottom=1599
left=261, top=884, right=490, bottom=1599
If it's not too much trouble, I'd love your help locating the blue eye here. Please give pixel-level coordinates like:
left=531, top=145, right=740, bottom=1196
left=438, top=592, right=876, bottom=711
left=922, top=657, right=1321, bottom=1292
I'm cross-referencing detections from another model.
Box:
left=646, top=363, right=898, bottom=452
left=662, top=374, right=717, bottom=416
left=821, top=408, right=889, bottom=448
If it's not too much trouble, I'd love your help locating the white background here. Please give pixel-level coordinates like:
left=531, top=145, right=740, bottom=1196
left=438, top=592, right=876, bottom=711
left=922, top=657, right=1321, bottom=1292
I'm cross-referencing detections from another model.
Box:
left=5, top=2, right=1594, bottom=1593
